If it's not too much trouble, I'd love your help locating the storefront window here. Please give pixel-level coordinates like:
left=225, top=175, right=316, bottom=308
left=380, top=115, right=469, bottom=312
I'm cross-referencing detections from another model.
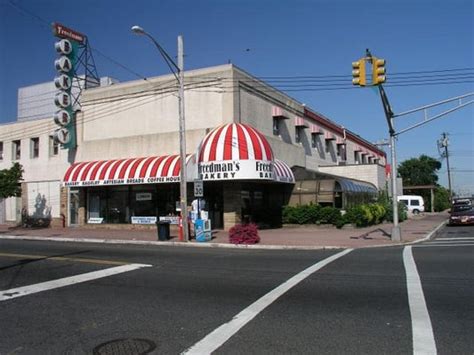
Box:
left=157, top=185, right=179, bottom=216
left=131, top=185, right=156, bottom=217
left=86, top=184, right=182, bottom=225
left=107, top=186, right=129, bottom=223
left=88, top=188, right=106, bottom=222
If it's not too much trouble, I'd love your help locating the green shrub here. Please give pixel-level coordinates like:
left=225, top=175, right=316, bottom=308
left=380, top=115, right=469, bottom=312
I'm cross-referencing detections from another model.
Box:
left=282, top=203, right=321, bottom=224
left=345, top=205, right=371, bottom=227
left=384, top=201, right=408, bottom=222
left=368, top=203, right=386, bottom=224
left=344, top=203, right=386, bottom=227
left=319, top=206, right=341, bottom=224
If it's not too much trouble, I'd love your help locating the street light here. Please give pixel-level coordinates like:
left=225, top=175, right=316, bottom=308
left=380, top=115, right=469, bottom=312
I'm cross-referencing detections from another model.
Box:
left=132, top=25, right=189, bottom=242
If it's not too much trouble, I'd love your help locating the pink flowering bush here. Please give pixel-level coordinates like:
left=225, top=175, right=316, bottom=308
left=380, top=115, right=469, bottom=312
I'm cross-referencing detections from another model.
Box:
left=229, top=223, right=260, bottom=244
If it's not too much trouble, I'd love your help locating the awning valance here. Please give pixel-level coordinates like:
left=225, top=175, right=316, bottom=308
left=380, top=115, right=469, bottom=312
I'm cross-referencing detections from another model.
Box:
left=62, top=154, right=195, bottom=187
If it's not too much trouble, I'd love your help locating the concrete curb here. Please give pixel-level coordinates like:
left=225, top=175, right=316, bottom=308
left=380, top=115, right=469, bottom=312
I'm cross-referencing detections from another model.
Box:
left=0, top=219, right=447, bottom=251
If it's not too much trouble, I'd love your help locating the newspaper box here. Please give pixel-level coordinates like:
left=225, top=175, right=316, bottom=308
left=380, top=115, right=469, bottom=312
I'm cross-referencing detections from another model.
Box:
left=195, top=218, right=212, bottom=242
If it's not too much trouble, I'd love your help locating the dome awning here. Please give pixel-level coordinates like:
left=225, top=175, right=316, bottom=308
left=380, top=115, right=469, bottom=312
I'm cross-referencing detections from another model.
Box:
left=198, top=123, right=275, bottom=181
left=274, top=159, right=295, bottom=184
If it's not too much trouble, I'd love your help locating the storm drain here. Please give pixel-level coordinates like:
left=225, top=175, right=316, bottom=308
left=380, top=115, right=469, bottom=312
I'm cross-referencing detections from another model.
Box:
left=93, top=338, right=156, bottom=355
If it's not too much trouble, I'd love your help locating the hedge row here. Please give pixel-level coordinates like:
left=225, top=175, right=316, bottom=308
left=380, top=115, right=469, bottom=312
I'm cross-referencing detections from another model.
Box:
left=282, top=201, right=407, bottom=229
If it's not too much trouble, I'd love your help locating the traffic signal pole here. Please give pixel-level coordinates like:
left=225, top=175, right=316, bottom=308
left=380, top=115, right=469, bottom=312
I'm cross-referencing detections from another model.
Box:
left=353, top=51, right=473, bottom=242
left=377, top=84, right=401, bottom=241
left=356, top=49, right=400, bottom=241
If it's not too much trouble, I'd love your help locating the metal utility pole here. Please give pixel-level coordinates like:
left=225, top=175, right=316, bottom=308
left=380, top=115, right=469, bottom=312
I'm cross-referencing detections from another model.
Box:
left=131, top=26, right=189, bottom=242
left=440, top=132, right=453, bottom=202
left=177, top=35, right=189, bottom=242
left=378, top=84, right=401, bottom=242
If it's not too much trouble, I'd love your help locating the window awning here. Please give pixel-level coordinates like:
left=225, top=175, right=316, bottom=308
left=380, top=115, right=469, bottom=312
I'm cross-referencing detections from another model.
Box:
left=272, top=106, right=289, bottom=119
left=324, top=131, right=336, bottom=140
left=62, top=154, right=195, bottom=187
left=310, top=125, right=323, bottom=134
left=336, top=178, right=377, bottom=194
left=295, top=116, right=309, bottom=128
left=273, top=159, right=295, bottom=184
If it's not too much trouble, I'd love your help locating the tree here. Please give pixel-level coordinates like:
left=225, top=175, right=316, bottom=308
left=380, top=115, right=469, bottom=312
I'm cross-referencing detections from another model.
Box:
left=398, top=155, right=441, bottom=186
left=434, top=186, right=451, bottom=212
left=0, top=162, right=23, bottom=199
left=398, top=155, right=443, bottom=211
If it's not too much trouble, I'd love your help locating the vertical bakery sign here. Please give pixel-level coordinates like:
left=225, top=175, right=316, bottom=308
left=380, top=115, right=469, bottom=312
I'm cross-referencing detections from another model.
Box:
left=52, top=23, right=85, bottom=150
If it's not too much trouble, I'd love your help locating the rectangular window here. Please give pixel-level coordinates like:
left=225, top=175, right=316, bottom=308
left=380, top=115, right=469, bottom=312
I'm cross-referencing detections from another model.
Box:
left=354, top=151, right=359, bottom=164
left=0, top=141, right=3, bottom=161
left=337, top=144, right=346, bottom=160
left=295, top=127, right=301, bottom=143
left=30, top=137, right=39, bottom=159
left=273, top=118, right=280, bottom=136
left=49, top=136, right=59, bottom=156
left=12, top=140, right=21, bottom=160
left=325, top=139, right=331, bottom=153
left=311, top=134, right=317, bottom=148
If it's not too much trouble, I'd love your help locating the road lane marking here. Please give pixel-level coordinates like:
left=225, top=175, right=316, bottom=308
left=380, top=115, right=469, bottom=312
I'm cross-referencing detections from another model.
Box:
left=403, top=246, right=437, bottom=355
left=0, top=252, right=130, bottom=266
left=435, top=237, right=474, bottom=241
left=182, top=248, right=353, bottom=355
left=0, top=263, right=151, bottom=302
left=414, top=243, right=474, bottom=248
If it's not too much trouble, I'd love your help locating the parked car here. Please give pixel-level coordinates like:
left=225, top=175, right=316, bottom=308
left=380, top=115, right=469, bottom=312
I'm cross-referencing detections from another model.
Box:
left=397, top=195, right=425, bottom=214
left=452, top=197, right=473, bottom=206
left=449, top=204, right=474, bottom=226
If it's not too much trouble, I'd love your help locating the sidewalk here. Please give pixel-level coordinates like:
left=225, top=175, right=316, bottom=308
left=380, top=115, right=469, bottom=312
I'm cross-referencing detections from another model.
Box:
left=0, top=212, right=448, bottom=250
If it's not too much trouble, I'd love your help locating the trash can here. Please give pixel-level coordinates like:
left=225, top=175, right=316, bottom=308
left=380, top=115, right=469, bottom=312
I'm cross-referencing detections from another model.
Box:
left=157, top=221, right=170, bottom=241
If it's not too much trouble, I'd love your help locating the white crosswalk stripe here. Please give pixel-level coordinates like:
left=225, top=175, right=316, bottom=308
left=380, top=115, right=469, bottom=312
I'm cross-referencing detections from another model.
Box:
left=0, top=263, right=151, bottom=301
left=414, top=236, right=474, bottom=248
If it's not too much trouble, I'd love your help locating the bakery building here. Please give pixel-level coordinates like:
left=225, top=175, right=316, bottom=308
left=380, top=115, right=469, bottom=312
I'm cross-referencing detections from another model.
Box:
left=0, top=64, right=386, bottom=229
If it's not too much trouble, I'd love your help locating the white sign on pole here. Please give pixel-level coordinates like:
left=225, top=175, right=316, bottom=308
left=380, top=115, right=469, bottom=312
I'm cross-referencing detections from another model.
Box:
left=194, top=180, right=204, bottom=197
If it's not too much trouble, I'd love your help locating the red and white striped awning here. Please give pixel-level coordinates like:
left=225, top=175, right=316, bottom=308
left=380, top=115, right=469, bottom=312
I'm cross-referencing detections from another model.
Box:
left=272, top=106, right=289, bottom=119
left=62, top=154, right=195, bottom=187
left=295, top=116, right=309, bottom=128
left=273, top=159, right=295, bottom=184
left=310, top=125, right=323, bottom=134
left=198, top=123, right=273, bottom=163
left=324, top=131, right=336, bottom=140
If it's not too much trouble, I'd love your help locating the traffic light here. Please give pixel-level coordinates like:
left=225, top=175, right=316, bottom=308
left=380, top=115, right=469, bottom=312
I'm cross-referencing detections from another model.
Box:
left=352, top=59, right=366, bottom=86
left=372, top=57, right=386, bottom=85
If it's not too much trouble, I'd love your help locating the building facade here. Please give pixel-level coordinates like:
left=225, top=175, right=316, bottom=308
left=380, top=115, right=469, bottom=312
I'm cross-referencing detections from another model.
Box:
left=0, top=64, right=387, bottom=230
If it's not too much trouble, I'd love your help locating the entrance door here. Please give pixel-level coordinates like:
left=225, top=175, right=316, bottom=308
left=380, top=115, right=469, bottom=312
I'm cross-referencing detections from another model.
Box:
left=69, top=189, right=80, bottom=226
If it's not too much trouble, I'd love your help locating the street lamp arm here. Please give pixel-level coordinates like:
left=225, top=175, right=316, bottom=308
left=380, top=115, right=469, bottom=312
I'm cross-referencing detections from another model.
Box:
left=143, top=33, right=180, bottom=82
left=132, top=25, right=180, bottom=81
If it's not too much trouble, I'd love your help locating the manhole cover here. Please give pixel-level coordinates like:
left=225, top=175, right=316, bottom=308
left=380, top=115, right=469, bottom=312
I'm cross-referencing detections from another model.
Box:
left=93, top=338, right=156, bottom=355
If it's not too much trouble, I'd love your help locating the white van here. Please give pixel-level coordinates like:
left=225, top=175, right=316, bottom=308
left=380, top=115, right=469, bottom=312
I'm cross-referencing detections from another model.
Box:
left=397, top=195, right=425, bottom=214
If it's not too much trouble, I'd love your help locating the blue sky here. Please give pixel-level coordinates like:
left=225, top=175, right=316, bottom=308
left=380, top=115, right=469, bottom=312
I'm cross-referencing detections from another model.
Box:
left=1, top=0, right=473, bottom=194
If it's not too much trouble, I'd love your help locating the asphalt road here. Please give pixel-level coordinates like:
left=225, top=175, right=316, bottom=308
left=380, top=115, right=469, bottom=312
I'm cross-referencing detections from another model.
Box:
left=0, top=225, right=473, bottom=354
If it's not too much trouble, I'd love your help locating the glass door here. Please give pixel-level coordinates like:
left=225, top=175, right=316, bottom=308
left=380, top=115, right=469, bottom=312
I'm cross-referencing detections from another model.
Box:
left=69, top=189, right=80, bottom=226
